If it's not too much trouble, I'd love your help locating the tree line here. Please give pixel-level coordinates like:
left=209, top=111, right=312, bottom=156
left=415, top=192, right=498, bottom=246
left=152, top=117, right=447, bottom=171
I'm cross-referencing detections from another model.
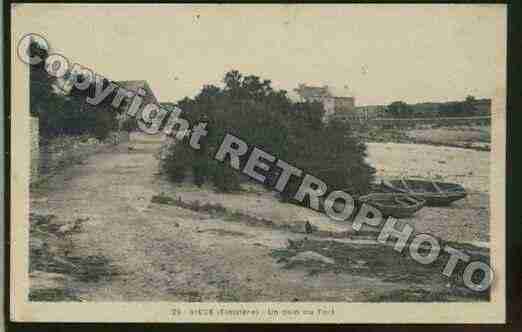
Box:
left=385, top=96, right=487, bottom=119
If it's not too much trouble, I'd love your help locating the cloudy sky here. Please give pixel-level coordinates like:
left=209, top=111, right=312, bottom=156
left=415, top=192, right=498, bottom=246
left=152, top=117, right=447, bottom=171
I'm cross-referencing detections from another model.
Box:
left=13, top=4, right=506, bottom=106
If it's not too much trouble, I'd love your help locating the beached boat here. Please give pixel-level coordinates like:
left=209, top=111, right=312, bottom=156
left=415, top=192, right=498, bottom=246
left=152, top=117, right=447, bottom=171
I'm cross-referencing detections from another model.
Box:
left=358, top=193, right=425, bottom=218
left=381, top=179, right=467, bottom=206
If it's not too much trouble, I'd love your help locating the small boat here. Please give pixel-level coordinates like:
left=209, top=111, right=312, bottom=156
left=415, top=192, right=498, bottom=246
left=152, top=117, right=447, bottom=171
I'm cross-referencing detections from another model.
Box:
left=358, top=193, right=425, bottom=218
left=381, top=179, right=467, bottom=206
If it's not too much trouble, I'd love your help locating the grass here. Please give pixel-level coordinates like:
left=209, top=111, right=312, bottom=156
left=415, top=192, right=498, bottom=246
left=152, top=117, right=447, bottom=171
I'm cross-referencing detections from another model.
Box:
left=364, top=288, right=450, bottom=302
left=151, top=193, right=275, bottom=229
left=359, top=128, right=411, bottom=144
left=29, top=213, right=120, bottom=301
left=29, top=288, right=79, bottom=302
left=271, top=238, right=490, bottom=302
left=166, top=290, right=202, bottom=302
left=151, top=193, right=382, bottom=239
left=151, top=194, right=228, bottom=215
left=215, top=280, right=242, bottom=302
left=196, top=228, right=253, bottom=238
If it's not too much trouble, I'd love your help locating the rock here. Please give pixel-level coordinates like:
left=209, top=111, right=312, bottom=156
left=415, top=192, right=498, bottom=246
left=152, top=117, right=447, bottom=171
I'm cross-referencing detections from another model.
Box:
left=287, top=239, right=302, bottom=249
left=75, top=217, right=90, bottom=223
left=58, top=223, right=76, bottom=234
left=57, top=217, right=88, bottom=235
left=289, top=251, right=335, bottom=265
left=354, top=260, right=368, bottom=269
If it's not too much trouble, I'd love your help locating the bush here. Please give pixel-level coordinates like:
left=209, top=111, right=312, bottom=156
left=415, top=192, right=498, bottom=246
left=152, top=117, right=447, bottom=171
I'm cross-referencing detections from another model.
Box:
left=212, top=165, right=241, bottom=192
left=121, top=117, right=138, bottom=132
left=32, top=81, right=118, bottom=140
left=29, top=40, right=119, bottom=141
left=161, top=136, right=242, bottom=191
left=93, top=110, right=117, bottom=140
left=162, top=143, right=193, bottom=182
left=162, top=70, right=375, bottom=196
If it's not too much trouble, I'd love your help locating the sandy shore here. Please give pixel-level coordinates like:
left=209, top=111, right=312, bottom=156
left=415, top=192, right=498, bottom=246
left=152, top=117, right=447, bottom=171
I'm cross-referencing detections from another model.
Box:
left=366, top=142, right=490, bottom=243
left=28, top=133, right=490, bottom=303
left=366, top=142, right=489, bottom=194
left=159, top=142, right=490, bottom=244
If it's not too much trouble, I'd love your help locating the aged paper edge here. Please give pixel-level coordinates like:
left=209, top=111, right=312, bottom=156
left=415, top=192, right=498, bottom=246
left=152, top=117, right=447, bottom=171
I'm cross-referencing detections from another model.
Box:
left=9, top=4, right=506, bottom=323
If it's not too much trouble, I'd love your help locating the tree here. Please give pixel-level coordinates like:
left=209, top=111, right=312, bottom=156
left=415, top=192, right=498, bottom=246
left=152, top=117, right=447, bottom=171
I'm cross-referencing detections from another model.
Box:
left=29, top=40, right=53, bottom=117
left=29, top=39, right=118, bottom=140
left=163, top=70, right=375, bottom=198
left=463, top=95, right=477, bottom=115
left=386, top=101, right=412, bottom=118
left=465, top=95, right=476, bottom=103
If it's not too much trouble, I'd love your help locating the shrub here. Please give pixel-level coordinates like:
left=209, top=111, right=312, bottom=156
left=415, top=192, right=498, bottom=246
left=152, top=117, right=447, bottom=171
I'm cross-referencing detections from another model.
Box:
left=121, top=117, right=138, bottom=132
left=29, top=40, right=119, bottom=141
left=192, top=160, right=209, bottom=187
left=162, top=70, right=375, bottom=197
left=162, top=142, right=193, bottom=182
left=212, top=165, right=241, bottom=192
left=93, top=110, right=117, bottom=140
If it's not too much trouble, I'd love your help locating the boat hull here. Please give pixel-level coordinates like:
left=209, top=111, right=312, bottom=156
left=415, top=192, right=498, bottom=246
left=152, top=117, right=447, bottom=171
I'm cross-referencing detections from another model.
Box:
left=358, top=193, right=425, bottom=218
left=381, top=180, right=467, bottom=206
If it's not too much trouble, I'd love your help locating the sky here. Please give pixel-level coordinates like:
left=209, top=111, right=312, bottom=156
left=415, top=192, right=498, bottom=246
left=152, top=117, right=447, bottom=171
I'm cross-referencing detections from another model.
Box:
left=12, top=4, right=506, bottom=106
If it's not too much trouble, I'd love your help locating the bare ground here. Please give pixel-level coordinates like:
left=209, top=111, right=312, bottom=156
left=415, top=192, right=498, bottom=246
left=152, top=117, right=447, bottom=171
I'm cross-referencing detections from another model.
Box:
left=29, top=132, right=490, bottom=302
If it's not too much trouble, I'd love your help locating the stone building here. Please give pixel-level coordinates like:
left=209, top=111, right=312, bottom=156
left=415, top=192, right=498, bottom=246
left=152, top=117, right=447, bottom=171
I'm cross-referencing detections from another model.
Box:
left=294, top=84, right=355, bottom=122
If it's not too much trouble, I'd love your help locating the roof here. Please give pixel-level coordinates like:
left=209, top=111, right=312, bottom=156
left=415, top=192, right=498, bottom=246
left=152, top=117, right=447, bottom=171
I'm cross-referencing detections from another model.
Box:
left=115, top=80, right=159, bottom=105
left=294, top=84, right=332, bottom=100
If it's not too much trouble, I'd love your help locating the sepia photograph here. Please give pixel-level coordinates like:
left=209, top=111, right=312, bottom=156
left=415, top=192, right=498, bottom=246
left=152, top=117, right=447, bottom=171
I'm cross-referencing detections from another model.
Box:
left=10, top=4, right=506, bottom=323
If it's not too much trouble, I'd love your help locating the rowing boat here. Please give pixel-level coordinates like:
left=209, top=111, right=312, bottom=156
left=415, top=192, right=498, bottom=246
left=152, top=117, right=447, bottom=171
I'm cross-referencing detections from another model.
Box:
left=381, top=179, right=467, bottom=206
left=358, top=193, right=425, bottom=218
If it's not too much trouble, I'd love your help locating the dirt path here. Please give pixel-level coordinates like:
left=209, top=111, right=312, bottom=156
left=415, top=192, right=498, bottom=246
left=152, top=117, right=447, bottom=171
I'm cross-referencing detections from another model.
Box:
left=30, top=133, right=488, bottom=302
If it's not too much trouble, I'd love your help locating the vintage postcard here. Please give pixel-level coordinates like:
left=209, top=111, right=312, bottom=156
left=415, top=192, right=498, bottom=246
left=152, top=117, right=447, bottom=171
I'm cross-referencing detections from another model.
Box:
left=10, top=4, right=506, bottom=323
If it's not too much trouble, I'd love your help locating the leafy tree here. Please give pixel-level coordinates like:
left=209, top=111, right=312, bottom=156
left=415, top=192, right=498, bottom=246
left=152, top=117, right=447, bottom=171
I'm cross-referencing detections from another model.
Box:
left=163, top=70, right=375, bottom=199
left=463, top=95, right=477, bottom=115
left=386, top=101, right=412, bottom=118
left=29, top=41, right=53, bottom=118
left=29, top=40, right=118, bottom=140
left=465, top=95, right=476, bottom=103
